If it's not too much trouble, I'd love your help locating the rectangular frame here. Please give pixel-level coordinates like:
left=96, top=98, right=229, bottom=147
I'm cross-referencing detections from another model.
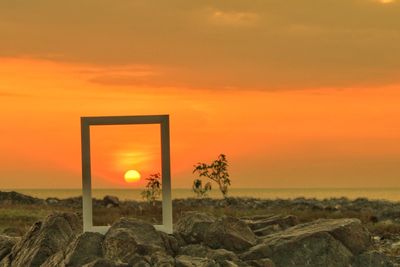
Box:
left=81, top=115, right=172, bottom=234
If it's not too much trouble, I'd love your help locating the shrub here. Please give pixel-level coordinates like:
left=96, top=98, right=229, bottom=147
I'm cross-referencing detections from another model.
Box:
left=193, top=154, right=231, bottom=198
left=141, top=173, right=162, bottom=205
left=192, top=179, right=212, bottom=198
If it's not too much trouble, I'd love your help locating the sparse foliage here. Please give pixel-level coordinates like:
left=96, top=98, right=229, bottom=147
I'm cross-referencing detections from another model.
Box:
left=192, top=179, right=212, bottom=198
left=193, top=154, right=231, bottom=198
left=141, top=173, right=162, bottom=205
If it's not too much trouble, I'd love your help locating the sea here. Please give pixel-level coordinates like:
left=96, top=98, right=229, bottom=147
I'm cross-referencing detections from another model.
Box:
left=4, top=188, right=400, bottom=202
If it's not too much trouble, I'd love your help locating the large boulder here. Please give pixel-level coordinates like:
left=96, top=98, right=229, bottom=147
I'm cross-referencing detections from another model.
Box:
left=175, top=212, right=216, bottom=244
left=0, top=212, right=81, bottom=267
left=102, top=218, right=165, bottom=263
left=204, top=216, right=257, bottom=252
left=352, top=251, right=395, bottom=267
left=259, top=218, right=372, bottom=267
left=42, top=232, right=104, bottom=266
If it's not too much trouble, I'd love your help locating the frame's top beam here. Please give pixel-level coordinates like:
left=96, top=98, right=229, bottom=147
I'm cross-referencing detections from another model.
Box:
left=81, top=115, right=169, bottom=126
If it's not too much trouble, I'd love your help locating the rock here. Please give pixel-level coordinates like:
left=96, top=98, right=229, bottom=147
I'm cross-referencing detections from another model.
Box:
left=150, top=251, right=175, bottom=266
left=0, top=236, right=19, bottom=262
left=253, top=225, right=281, bottom=237
left=292, top=218, right=371, bottom=255
left=204, top=216, right=257, bottom=252
left=159, top=231, right=180, bottom=256
left=127, top=254, right=151, bottom=267
left=264, top=231, right=353, bottom=267
left=83, top=258, right=129, bottom=267
left=175, top=212, right=216, bottom=244
left=179, top=244, right=239, bottom=263
left=243, top=215, right=299, bottom=231
left=175, top=255, right=218, bottom=267
left=260, top=218, right=371, bottom=267
left=240, top=243, right=271, bottom=261
left=103, top=196, right=119, bottom=208
left=352, top=251, right=395, bottom=267
left=2, top=228, right=24, bottom=237
left=244, top=258, right=275, bottom=267
left=102, top=218, right=165, bottom=263
left=46, top=197, right=60, bottom=205
left=43, top=232, right=104, bottom=266
left=1, top=212, right=81, bottom=267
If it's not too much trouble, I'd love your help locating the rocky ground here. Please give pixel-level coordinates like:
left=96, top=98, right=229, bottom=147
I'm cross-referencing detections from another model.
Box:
left=1, top=191, right=400, bottom=266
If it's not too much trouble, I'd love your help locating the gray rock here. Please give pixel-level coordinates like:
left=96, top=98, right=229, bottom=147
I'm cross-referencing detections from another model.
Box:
left=0, top=236, right=19, bottom=262
left=179, top=244, right=239, bottom=263
left=82, top=258, right=129, bottom=267
left=1, top=212, right=81, bottom=267
left=243, top=215, right=299, bottom=231
left=240, top=219, right=370, bottom=267
left=150, top=251, right=175, bottom=267
left=272, top=218, right=371, bottom=255
left=175, top=255, right=218, bottom=267
left=263, top=230, right=354, bottom=266
left=352, top=251, right=395, bottom=267
left=43, top=232, right=104, bottom=266
left=159, top=231, right=180, bottom=256
left=102, top=218, right=165, bottom=263
left=175, top=212, right=216, bottom=244
left=204, top=216, right=257, bottom=252
left=244, top=258, right=275, bottom=267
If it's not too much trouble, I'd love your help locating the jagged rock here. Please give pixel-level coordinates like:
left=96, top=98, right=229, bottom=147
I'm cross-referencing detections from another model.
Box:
left=244, top=258, right=275, bottom=267
left=0, top=212, right=81, bottom=267
left=179, top=244, right=239, bottom=263
left=150, top=251, right=175, bottom=266
left=253, top=225, right=281, bottom=237
left=278, top=218, right=371, bottom=255
left=175, top=255, right=218, bottom=267
left=243, top=215, right=299, bottom=231
left=43, top=232, right=104, bottom=266
left=175, top=212, right=216, bottom=244
left=102, top=218, right=165, bottom=263
left=265, top=231, right=353, bottom=267
left=352, top=251, right=395, bottom=267
left=82, top=258, right=129, bottom=267
left=260, top=218, right=372, bottom=267
left=159, top=231, right=180, bottom=256
left=239, top=243, right=271, bottom=261
left=0, top=236, right=19, bottom=262
left=103, top=196, right=119, bottom=208
left=204, top=216, right=257, bottom=252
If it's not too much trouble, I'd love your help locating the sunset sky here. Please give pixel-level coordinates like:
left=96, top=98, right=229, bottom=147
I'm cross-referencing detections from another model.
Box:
left=1, top=0, right=400, bottom=189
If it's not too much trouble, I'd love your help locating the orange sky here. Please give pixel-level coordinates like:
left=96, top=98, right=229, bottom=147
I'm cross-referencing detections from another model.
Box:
left=1, top=57, right=400, bottom=188
left=1, top=0, right=400, bottom=189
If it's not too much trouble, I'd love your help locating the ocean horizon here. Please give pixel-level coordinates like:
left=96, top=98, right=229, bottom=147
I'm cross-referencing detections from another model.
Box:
left=2, top=188, right=400, bottom=202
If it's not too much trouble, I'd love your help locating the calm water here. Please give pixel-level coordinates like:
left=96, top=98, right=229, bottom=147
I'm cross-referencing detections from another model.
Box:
left=5, top=188, right=400, bottom=202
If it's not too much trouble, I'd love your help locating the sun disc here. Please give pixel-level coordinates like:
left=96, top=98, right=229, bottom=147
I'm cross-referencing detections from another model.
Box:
left=124, top=170, right=141, bottom=183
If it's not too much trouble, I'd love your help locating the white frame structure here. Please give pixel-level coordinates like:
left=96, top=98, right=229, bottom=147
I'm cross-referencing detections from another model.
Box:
left=80, top=115, right=173, bottom=234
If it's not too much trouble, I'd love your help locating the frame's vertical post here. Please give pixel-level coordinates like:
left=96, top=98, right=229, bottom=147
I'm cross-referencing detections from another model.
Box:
left=81, top=118, right=93, bottom=232
left=161, top=115, right=173, bottom=234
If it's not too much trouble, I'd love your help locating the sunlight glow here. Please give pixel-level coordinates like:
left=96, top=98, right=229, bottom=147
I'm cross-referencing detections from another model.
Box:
left=124, top=170, right=141, bottom=183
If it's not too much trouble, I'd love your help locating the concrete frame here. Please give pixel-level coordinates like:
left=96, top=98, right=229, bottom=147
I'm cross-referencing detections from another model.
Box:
left=80, top=115, right=172, bottom=234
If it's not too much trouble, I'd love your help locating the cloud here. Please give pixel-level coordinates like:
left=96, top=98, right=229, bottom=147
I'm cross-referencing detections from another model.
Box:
left=0, top=0, right=399, bottom=90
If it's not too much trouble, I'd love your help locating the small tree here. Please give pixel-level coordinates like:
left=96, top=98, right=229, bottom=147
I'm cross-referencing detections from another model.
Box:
left=192, top=179, right=212, bottom=198
left=193, top=154, right=231, bottom=198
left=141, top=173, right=161, bottom=206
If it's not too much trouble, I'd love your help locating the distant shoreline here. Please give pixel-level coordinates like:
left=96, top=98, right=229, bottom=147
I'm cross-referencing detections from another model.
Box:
left=2, top=187, right=400, bottom=202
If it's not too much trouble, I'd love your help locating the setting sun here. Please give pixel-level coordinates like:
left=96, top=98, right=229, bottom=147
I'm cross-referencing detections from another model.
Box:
left=124, top=170, right=141, bottom=183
